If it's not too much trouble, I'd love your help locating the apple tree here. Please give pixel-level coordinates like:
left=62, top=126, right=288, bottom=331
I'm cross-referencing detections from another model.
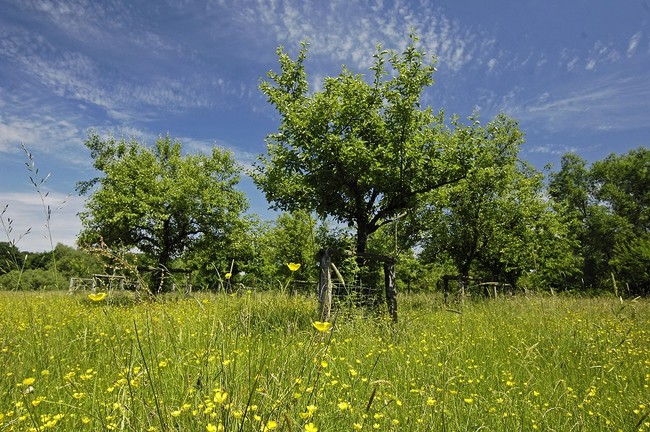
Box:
left=77, top=133, right=248, bottom=292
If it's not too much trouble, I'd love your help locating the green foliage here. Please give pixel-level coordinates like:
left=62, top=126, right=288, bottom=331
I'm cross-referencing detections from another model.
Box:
left=0, top=243, right=103, bottom=290
left=0, top=268, right=59, bottom=290
left=77, top=133, right=248, bottom=292
left=413, top=125, right=579, bottom=289
left=53, top=244, right=103, bottom=277
left=0, top=241, right=21, bottom=275
left=591, top=147, right=650, bottom=233
left=254, top=35, right=495, bottom=256
left=187, top=211, right=321, bottom=292
left=549, top=148, right=650, bottom=294
left=260, top=210, right=320, bottom=286
left=610, top=234, right=650, bottom=293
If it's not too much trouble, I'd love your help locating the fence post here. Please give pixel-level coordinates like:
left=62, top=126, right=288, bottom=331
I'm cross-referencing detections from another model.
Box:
left=384, top=262, right=398, bottom=322
left=318, top=249, right=332, bottom=321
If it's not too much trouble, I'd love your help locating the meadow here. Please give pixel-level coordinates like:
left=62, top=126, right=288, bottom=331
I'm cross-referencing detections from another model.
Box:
left=0, top=290, right=648, bottom=431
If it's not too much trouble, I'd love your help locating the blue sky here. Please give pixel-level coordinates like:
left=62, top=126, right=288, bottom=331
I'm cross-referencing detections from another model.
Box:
left=1, top=0, right=648, bottom=251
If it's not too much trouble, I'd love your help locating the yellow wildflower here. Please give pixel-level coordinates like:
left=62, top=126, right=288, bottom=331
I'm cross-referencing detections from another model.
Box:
left=88, top=292, right=107, bottom=302
left=312, top=321, right=332, bottom=332
left=263, top=420, right=278, bottom=430
left=213, top=390, right=228, bottom=405
left=287, top=262, right=301, bottom=272
left=338, top=401, right=351, bottom=411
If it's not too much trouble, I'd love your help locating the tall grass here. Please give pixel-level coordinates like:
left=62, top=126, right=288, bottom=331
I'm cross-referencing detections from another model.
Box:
left=0, top=291, right=648, bottom=431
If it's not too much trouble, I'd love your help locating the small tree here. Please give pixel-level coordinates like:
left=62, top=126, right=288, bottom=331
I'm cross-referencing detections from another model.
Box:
left=416, top=133, right=580, bottom=290
left=254, top=35, right=505, bottom=258
left=77, top=133, right=248, bottom=292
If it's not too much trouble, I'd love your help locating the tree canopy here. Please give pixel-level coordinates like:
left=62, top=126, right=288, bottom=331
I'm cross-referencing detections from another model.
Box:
left=77, top=133, right=248, bottom=291
left=253, top=36, right=522, bottom=257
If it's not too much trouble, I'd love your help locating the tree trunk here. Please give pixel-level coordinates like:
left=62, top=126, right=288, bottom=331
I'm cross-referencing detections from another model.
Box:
left=355, top=221, right=368, bottom=257
left=153, top=218, right=174, bottom=293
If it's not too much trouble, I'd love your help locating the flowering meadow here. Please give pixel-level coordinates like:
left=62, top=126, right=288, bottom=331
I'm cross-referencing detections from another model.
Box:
left=0, top=291, right=649, bottom=431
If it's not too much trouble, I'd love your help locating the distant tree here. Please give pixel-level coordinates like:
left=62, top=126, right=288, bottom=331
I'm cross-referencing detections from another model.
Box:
left=182, top=213, right=259, bottom=291
left=549, top=148, right=650, bottom=294
left=263, top=210, right=319, bottom=282
left=186, top=211, right=320, bottom=291
left=0, top=243, right=104, bottom=290
left=548, top=153, right=603, bottom=288
left=590, top=148, right=650, bottom=294
left=591, top=147, right=649, bottom=234
left=77, top=133, right=248, bottom=292
left=53, top=244, right=104, bottom=279
left=547, top=153, right=591, bottom=223
left=416, top=133, right=580, bottom=289
left=415, top=119, right=520, bottom=279
left=253, top=36, right=516, bottom=259
left=476, top=165, right=581, bottom=290
left=0, top=242, right=22, bottom=275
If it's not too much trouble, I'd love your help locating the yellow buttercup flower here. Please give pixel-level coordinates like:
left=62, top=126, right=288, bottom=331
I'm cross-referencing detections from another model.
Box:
left=305, top=423, right=318, bottom=432
left=213, top=390, right=228, bottom=405
left=337, top=401, right=350, bottom=411
left=312, top=321, right=332, bottom=332
left=22, top=377, right=36, bottom=386
left=87, top=292, right=107, bottom=302
left=225, top=272, right=232, bottom=280
left=287, top=262, right=301, bottom=272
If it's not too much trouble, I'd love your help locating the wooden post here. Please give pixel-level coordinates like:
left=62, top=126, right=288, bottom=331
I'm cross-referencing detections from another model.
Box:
left=459, top=275, right=465, bottom=302
left=443, top=276, right=449, bottom=304
left=318, top=249, right=333, bottom=321
left=384, top=262, right=398, bottom=322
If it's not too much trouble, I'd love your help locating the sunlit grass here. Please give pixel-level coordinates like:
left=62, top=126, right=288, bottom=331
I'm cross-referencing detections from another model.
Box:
left=0, top=291, right=648, bottom=431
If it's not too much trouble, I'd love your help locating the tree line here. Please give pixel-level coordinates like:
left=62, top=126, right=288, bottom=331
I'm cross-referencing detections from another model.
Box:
left=1, top=35, right=647, bottom=295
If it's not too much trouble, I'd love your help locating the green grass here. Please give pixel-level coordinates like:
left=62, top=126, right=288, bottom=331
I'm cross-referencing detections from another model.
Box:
left=0, top=291, right=649, bottom=431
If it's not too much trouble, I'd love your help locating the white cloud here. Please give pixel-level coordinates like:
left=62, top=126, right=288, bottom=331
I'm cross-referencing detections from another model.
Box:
left=0, top=107, right=85, bottom=163
left=0, top=121, right=40, bottom=153
left=518, top=71, right=650, bottom=133
left=584, top=40, right=621, bottom=71
left=0, top=8, right=236, bottom=125
left=527, top=144, right=578, bottom=156
left=178, top=135, right=260, bottom=172
left=233, top=0, right=492, bottom=74
left=0, top=191, right=84, bottom=252
left=627, top=31, right=642, bottom=57
left=566, top=57, right=579, bottom=71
